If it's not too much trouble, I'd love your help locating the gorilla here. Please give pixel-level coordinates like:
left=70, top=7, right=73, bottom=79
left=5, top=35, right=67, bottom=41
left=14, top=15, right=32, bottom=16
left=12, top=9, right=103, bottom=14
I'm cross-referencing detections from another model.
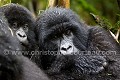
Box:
left=0, top=12, right=50, bottom=80
left=0, top=3, right=37, bottom=51
left=35, top=7, right=120, bottom=80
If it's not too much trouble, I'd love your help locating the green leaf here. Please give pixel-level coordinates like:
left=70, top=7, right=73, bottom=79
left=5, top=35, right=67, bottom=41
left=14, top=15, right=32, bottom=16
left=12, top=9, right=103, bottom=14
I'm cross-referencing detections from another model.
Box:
left=0, top=0, right=11, bottom=7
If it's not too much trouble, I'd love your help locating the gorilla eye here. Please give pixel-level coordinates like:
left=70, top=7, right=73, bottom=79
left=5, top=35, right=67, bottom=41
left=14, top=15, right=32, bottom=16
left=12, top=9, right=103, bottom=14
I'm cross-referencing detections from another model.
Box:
left=51, top=35, right=58, bottom=40
left=54, top=35, right=57, bottom=39
left=23, top=24, right=28, bottom=31
left=66, top=30, right=71, bottom=35
left=12, top=22, right=17, bottom=30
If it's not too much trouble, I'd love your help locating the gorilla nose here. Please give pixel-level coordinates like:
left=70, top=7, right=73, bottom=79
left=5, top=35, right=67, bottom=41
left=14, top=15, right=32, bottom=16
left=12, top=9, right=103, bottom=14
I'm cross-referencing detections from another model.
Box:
left=60, top=43, right=74, bottom=55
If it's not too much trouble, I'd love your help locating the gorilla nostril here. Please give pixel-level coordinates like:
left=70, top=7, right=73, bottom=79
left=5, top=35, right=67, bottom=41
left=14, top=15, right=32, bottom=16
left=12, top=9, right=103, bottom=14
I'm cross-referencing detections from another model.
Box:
left=18, top=33, right=22, bottom=37
left=61, top=47, right=67, bottom=51
left=67, top=46, right=72, bottom=50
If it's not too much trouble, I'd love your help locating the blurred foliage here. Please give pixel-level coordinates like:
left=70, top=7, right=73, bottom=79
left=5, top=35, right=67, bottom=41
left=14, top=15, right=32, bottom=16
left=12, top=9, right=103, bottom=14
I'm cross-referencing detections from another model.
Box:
left=71, top=0, right=120, bottom=25
left=90, top=13, right=113, bottom=30
left=0, top=0, right=11, bottom=6
left=11, top=0, right=47, bottom=15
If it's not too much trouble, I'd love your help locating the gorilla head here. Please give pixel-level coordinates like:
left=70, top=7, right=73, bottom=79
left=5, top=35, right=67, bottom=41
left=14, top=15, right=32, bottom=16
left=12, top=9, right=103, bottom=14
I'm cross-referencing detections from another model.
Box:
left=36, top=7, right=119, bottom=58
left=0, top=3, right=36, bottom=50
left=36, top=8, right=89, bottom=53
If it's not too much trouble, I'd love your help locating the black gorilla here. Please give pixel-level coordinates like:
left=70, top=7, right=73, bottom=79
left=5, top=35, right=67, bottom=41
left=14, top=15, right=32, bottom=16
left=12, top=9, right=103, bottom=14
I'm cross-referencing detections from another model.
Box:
left=0, top=3, right=37, bottom=51
left=35, top=7, right=120, bottom=80
left=0, top=12, right=50, bottom=80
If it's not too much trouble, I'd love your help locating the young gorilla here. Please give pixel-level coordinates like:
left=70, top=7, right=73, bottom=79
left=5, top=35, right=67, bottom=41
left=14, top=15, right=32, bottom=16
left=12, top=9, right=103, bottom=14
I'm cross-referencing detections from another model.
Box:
left=0, top=13, right=50, bottom=80
left=0, top=3, right=36, bottom=51
left=35, top=8, right=120, bottom=80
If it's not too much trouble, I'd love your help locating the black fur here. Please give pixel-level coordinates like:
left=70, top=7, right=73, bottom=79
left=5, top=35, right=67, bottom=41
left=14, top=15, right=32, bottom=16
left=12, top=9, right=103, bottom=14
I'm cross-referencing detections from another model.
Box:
left=35, top=7, right=120, bottom=80
left=0, top=12, right=50, bottom=80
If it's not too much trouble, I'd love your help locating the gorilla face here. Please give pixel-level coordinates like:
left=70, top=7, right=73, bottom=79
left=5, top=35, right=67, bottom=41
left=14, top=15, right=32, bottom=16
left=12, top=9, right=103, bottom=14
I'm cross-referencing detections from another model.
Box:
left=11, top=22, right=28, bottom=44
left=0, top=3, right=36, bottom=49
left=44, top=27, right=78, bottom=55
